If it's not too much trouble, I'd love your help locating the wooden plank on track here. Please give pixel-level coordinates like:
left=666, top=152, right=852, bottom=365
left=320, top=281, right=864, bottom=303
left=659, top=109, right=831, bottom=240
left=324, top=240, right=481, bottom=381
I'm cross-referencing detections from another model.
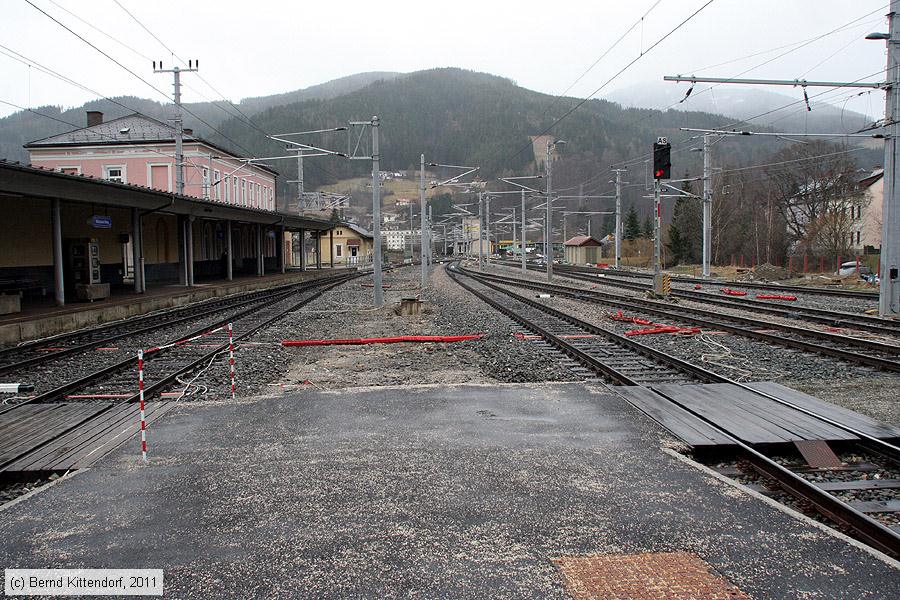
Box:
left=0, top=404, right=112, bottom=467
left=7, top=402, right=172, bottom=471
left=14, top=402, right=174, bottom=472
left=653, top=383, right=861, bottom=445
left=746, top=381, right=900, bottom=440
left=616, top=386, right=734, bottom=448
left=653, top=384, right=800, bottom=444
left=12, top=403, right=134, bottom=471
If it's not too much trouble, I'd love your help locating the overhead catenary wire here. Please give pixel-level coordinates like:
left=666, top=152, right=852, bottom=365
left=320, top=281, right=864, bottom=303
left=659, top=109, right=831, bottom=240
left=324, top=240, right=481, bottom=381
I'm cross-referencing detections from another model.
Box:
left=25, top=0, right=260, bottom=160
left=507, top=0, right=716, bottom=162
left=109, top=0, right=344, bottom=183
left=537, top=0, right=664, bottom=120
left=600, top=5, right=891, bottom=176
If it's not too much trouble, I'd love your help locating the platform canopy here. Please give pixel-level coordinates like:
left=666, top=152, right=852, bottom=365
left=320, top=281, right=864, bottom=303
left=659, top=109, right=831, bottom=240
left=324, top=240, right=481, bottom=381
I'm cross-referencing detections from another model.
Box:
left=0, top=160, right=333, bottom=231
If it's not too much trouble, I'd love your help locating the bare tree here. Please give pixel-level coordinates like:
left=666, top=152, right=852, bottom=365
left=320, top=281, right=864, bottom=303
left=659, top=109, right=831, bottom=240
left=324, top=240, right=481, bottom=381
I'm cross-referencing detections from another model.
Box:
left=765, top=141, right=866, bottom=258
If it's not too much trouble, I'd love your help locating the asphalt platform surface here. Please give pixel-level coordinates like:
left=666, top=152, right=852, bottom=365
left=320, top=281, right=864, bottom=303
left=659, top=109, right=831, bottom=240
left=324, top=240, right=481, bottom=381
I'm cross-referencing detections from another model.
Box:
left=0, top=383, right=897, bottom=598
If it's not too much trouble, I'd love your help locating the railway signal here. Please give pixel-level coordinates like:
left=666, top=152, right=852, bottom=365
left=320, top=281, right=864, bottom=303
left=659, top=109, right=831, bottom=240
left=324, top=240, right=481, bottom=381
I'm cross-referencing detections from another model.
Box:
left=653, top=137, right=671, bottom=180
left=652, top=138, right=669, bottom=296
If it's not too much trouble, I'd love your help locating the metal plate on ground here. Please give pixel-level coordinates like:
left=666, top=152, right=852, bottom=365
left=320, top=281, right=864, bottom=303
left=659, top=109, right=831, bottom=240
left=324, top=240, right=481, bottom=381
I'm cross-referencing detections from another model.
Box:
left=552, top=551, right=749, bottom=599
left=794, top=439, right=843, bottom=468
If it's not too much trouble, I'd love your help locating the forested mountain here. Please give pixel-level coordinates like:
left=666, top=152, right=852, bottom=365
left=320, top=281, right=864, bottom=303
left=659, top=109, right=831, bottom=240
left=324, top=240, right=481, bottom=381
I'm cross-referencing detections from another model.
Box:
left=213, top=68, right=783, bottom=197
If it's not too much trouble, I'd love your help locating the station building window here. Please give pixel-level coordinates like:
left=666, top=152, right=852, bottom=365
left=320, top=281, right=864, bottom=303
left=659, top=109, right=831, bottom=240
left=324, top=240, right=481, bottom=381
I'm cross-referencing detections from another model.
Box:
left=213, top=170, right=221, bottom=200
left=104, top=165, right=125, bottom=183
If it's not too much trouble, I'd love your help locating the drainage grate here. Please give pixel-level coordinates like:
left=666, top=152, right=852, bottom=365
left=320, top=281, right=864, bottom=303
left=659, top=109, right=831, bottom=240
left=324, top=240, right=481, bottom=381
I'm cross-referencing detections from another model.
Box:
left=552, top=551, right=749, bottom=599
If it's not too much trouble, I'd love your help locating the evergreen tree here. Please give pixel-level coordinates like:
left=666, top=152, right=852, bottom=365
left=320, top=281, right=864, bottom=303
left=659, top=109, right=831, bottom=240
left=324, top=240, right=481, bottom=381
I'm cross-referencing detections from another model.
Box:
left=642, top=214, right=654, bottom=238
left=330, top=208, right=340, bottom=223
left=668, top=174, right=703, bottom=262
left=624, top=206, right=641, bottom=240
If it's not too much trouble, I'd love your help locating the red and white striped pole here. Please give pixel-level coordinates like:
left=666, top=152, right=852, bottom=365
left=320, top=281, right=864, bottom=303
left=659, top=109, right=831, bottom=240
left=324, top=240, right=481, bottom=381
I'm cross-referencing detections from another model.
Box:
left=137, top=349, right=147, bottom=462
left=228, top=322, right=235, bottom=400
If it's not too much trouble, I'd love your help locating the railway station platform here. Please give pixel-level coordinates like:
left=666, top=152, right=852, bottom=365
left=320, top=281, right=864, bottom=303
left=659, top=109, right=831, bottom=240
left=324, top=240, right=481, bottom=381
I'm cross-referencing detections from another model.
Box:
left=0, top=267, right=344, bottom=345
left=0, top=382, right=896, bottom=598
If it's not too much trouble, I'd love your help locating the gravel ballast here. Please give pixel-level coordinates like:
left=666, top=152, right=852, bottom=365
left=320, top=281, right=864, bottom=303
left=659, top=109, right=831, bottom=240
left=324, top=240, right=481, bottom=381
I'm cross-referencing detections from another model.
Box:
left=179, top=265, right=574, bottom=401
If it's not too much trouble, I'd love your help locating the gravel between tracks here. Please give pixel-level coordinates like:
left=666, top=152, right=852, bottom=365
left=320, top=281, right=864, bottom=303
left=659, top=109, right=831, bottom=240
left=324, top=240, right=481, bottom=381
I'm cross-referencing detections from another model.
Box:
left=179, top=265, right=575, bottom=401
left=490, top=263, right=900, bottom=346
left=482, top=264, right=899, bottom=426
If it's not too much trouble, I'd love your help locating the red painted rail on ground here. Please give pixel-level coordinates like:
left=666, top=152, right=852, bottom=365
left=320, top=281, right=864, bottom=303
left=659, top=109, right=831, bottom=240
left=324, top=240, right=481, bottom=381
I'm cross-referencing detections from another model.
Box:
left=721, top=288, right=748, bottom=296
left=282, top=335, right=484, bottom=347
left=755, top=294, right=797, bottom=301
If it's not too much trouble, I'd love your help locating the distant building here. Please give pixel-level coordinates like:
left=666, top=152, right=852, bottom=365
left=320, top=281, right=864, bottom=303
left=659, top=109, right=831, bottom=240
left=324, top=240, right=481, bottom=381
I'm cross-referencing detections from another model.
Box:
left=317, top=223, right=374, bottom=266
left=25, top=111, right=277, bottom=211
left=854, top=168, right=883, bottom=252
left=564, top=235, right=602, bottom=264
left=384, top=229, right=420, bottom=251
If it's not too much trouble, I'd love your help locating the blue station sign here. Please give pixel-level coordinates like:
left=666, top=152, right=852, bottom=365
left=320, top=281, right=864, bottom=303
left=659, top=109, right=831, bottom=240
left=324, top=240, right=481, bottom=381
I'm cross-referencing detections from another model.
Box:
left=90, top=215, right=113, bottom=229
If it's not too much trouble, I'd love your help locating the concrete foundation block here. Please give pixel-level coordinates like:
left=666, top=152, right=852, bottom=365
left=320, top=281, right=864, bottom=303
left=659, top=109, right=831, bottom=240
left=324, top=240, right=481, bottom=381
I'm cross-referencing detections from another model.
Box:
left=0, top=294, right=21, bottom=315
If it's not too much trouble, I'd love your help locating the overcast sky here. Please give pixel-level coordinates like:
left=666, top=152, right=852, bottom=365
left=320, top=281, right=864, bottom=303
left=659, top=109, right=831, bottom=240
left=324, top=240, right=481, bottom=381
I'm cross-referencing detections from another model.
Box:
left=0, top=0, right=891, bottom=120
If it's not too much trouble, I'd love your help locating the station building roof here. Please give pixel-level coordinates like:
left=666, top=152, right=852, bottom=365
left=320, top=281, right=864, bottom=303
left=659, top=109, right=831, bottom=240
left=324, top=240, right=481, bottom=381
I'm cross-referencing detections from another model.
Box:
left=24, top=113, right=278, bottom=176
left=0, top=159, right=331, bottom=231
left=563, top=235, right=601, bottom=247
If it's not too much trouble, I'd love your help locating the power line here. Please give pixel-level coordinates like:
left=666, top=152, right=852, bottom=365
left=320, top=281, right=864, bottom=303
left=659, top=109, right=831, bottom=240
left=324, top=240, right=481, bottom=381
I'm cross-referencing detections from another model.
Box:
left=716, top=145, right=867, bottom=176
left=509, top=0, right=716, bottom=162
left=605, top=6, right=890, bottom=171
left=25, top=0, right=259, bottom=160
left=538, top=0, right=664, bottom=120
left=108, top=0, right=343, bottom=183
left=45, top=0, right=153, bottom=62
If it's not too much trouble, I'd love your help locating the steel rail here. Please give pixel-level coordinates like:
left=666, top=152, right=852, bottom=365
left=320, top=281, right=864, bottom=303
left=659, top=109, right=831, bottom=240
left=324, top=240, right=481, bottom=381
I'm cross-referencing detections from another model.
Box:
left=447, top=264, right=725, bottom=385
left=0, top=272, right=362, bottom=473
left=558, top=263, right=880, bottom=299
left=554, top=264, right=900, bottom=335
left=450, top=263, right=900, bottom=558
left=465, top=267, right=900, bottom=371
left=0, top=273, right=359, bottom=411
left=0, top=284, right=306, bottom=376
left=463, top=266, right=900, bottom=459
left=0, top=279, right=312, bottom=363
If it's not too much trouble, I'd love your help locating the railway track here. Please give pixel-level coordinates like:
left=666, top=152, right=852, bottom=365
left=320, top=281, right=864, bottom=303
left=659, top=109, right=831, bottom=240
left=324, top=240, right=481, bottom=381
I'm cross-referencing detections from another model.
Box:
left=556, top=262, right=880, bottom=299
left=447, top=264, right=721, bottom=386
left=0, top=271, right=363, bottom=474
left=0, top=278, right=330, bottom=376
left=467, top=266, right=900, bottom=373
left=0, top=272, right=361, bottom=412
left=449, top=262, right=900, bottom=558
left=552, top=264, right=897, bottom=336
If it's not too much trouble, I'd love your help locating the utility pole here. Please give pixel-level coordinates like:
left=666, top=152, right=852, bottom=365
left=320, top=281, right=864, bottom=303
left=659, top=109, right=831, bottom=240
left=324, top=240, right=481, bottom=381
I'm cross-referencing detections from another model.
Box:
left=653, top=179, right=664, bottom=294
left=545, top=139, right=567, bottom=280
left=664, top=14, right=897, bottom=315
left=420, top=154, right=427, bottom=287
left=153, top=61, right=198, bottom=196
left=546, top=142, right=553, bottom=280
left=478, top=192, right=484, bottom=271
left=485, top=194, right=491, bottom=267
left=510, top=207, right=517, bottom=265
left=297, top=151, right=304, bottom=202
left=521, top=190, right=527, bottom=274
left=372, top=117, right=383, bottom=307
left=613, top=168, right=626, bottom=269
left=702, top=133, right=712, bottom=277
left=882, top=2, right=900, bottom=316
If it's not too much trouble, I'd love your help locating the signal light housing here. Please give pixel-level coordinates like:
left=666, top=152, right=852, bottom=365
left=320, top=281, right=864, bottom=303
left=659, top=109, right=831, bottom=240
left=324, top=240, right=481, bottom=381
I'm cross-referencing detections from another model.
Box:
left=653, top=141, right=671, bottom=180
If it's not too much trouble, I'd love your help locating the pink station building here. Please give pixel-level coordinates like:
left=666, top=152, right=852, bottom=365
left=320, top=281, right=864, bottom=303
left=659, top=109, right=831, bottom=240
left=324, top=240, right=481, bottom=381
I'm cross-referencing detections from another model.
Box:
left=26, top=111, right=276, bottom=210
